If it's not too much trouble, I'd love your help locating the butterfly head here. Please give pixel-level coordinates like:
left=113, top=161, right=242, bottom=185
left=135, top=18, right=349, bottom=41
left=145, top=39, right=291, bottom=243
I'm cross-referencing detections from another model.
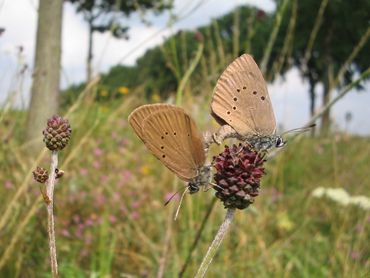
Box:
left=187, top=165, right=211, bottom=194
left=187, top=182, right=200, bottom=194
left=274, top=136, right=285, bottom=148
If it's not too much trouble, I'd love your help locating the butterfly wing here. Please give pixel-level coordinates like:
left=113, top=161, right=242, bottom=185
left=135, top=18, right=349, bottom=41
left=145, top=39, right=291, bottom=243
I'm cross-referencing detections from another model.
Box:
left=211, top=54, right=276, bottom=135
left=142, top=108, right=206, bottom=182
left=128, top=104, right=174, bottom=143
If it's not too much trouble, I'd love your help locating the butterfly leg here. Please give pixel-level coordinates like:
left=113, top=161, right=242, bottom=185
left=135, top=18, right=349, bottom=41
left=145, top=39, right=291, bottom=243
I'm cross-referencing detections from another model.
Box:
left=212, top=125, right=239, bottom=144
left=254, top=149, right=267, bottom=165
left=210, top=182, right=224, bottom=192
left=203, top=182, right=218, bottom=192
left=203, top=131, right=214, bottom=151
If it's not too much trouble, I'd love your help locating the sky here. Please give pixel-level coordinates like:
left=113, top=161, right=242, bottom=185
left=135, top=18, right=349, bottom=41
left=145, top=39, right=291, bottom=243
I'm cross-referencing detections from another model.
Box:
left=0, top=0, right=369, bottom=135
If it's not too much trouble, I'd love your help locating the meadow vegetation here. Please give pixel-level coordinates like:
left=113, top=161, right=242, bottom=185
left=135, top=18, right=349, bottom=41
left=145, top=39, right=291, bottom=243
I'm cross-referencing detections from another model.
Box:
left=1, top=97, right=369, bottom=277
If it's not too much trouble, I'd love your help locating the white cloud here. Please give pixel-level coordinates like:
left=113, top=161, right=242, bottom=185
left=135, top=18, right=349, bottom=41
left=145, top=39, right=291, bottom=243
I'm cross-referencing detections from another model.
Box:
left=0, top=0, right=37, bottom=63
left=93, top=25, right=171, bottom=70
left=270, top=68, right=311, bottom=131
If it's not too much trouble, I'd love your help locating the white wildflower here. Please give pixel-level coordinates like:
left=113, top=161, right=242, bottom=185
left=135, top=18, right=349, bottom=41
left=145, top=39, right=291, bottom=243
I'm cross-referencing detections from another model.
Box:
left=350, top=196, right=370, bottom=210
left=311, top=187, right=370, bottom=211
left=312, top=187, right=325, bottom=197
left=325, top=188, right=351, bottom=206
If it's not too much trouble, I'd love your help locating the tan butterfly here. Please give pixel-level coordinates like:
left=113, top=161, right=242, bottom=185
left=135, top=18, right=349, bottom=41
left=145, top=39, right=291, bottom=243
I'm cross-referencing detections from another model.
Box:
left=211, top=54, right=286, bottom=150
left=128, top=104, right=210, bottom=194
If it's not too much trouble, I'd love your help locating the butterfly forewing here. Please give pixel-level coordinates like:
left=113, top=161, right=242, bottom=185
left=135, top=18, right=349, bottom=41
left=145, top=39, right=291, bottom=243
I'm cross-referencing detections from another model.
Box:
left=211, top=54, right=276, bottom=136
left=128, top=104, right=174, bottom=143
left=141, top=108, right=206, bottom=182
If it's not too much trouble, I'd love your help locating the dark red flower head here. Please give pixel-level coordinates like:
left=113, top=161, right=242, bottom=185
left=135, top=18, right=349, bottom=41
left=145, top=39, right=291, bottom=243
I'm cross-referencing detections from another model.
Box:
left=42, top=115, right=72, bottom=151
left=33, top=166, right=49, bottom=183
left=212, top=144, right=266, bottom=209
left=256, top=9, right=266, bottom=20
left=194, top=31, right=204, bottom=42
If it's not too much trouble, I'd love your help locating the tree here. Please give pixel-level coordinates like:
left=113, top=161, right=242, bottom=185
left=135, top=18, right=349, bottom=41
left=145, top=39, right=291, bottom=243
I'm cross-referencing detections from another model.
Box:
left=26, top=0, right=63, bottom=151
left=68, top=0, right=172, bottom=82
left=280, top=0, right=370, bottom=134
left=60, top=5, right=275, bottom=102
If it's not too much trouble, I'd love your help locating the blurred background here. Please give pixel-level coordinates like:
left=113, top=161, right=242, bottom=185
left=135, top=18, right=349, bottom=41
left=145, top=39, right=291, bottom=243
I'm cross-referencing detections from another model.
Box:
left=0, top=0, right=369, bottom=277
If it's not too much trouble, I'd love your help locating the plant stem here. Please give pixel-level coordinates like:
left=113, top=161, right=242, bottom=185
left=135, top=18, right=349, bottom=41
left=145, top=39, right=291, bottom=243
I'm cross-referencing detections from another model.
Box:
left=176, top=42, right=204, bottom=106
left=260, top=0, right=289, bottom=75
left=195, top=208, right=235, bottom=278
left=47, top=151, right=59, bottom=278
left=179, top=197, right=217, bottom=277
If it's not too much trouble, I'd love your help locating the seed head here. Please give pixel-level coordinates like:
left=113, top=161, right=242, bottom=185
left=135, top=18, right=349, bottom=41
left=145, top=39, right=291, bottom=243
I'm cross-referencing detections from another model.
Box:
left=33, top=167, right=49, bottom=183
left=213, top=144, right=266, bottom=209
left=42, top=115, right=72, bottom=151
left=194, top=31, right=204, bottom=42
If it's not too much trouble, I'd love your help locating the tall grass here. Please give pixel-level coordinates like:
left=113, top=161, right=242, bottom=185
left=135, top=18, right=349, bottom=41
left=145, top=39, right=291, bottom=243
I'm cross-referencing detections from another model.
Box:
left=1, top=99, right=369, bottom=277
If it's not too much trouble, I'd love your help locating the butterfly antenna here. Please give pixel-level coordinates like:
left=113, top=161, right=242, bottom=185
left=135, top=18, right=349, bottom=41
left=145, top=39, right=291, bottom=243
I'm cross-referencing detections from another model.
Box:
left=174, top=187, right=189, bottom=221
left=164, top=190, right=181, bottom=206
left=281, top=123, right=316, bottom=135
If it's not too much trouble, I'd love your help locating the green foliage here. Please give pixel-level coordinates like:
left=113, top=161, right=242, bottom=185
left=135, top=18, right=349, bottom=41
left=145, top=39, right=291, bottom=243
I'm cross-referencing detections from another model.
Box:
left=136, top=46, right=177, bottom=99
left=61, top=83, right=86, bottom=107
left=101, top=64, right=138, bottom=88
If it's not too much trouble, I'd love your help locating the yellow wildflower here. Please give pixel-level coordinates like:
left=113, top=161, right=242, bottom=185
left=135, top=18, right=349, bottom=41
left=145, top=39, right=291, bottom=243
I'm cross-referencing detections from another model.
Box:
left=139, top=165, right=151, bottom=176
left=277, top=211, right=295, bottom=232
left=100, top=89, right=109, bottom=97
left=118, top=86, right=130, bottom=95
left=151, top=93, right=161, bottom=102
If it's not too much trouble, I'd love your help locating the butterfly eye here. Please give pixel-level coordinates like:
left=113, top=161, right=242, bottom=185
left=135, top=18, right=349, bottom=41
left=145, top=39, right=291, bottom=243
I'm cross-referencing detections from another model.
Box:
left=275, top=137, right=285, bottom=148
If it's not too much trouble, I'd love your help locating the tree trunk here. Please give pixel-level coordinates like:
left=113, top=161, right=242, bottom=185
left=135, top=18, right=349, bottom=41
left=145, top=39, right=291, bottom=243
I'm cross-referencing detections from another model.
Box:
left=321, top=81, right=330, bottom=135
left=309, top=87, right=315, bottom=117
left=26, top=0, right=63, bottom=152
left=320, top=30, right=334, bottom=136
left=320, top=64, right=334, bottom=135
left=308, top=81, right=316, bottom=136
left=86, top=20, right=93, bottom=82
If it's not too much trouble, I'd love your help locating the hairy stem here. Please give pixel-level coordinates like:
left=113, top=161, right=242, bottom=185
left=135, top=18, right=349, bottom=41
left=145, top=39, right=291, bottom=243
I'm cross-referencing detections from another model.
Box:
left=47, top=151, right=59, bottom=278
left=195, top=208, right=235, bottom=278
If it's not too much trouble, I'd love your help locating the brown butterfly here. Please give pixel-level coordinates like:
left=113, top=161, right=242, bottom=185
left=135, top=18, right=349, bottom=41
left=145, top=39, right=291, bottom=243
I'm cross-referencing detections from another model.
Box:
left=211, top=54, right=313, bottom=150
left=128, top=104, right=210, bottom=194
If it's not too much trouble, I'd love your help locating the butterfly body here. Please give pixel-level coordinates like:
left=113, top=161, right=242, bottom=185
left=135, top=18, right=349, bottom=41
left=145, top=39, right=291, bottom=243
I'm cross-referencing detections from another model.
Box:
left=244, top=134, right=284, bottom=151
left=187, top=165, right=211, bottom=193
left=213, top=125, right=284, bottom=151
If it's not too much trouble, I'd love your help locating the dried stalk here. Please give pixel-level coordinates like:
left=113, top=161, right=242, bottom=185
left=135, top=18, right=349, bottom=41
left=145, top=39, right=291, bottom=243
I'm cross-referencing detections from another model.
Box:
left=179, top=197, right=217, bottom=277
left=46, top=151, right=59, bottom=278
left=194, top=208, right=235, bottom=278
